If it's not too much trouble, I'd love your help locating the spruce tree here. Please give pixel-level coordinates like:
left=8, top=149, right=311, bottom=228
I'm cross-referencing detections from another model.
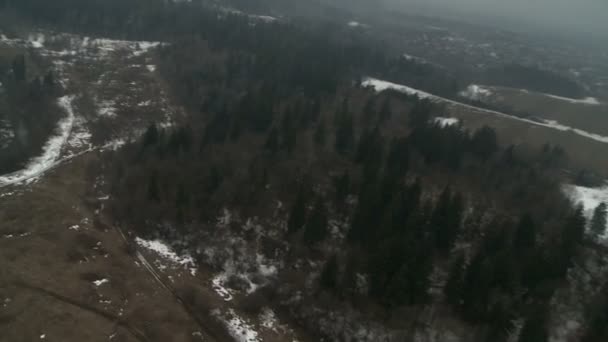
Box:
left=147, top=172, right=160, bottom=202
left=334, top=171, right=350, bottom=210
left=444, top=253, right=465, bottom=307
left=334, top=110, right=354, bottom=155
left=590, top=202, right=607, bottom=239
left=143, top=122, right=159, bottom=147
left=518, top=306, right=549, bottom=342
left=514, top=213, right=537, bottom=250
left=303, top=198, right=329, bottom=245
left=320, top=255, right=339, bottom=291
left=314, top=120, right=326, bottom=147
left=264, top=127, right=279, bottom=154
left=287, top=188, right=307, bottom=234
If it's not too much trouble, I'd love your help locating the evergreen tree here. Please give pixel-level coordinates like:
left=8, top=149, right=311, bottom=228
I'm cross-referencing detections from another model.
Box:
left=334, top=171, right=350, bottom=210
left=432, top=186, right=462, bottom=253
left=378, top=97, right=391, bottom=124
left=444, top=253, right=466, bottom=307
left=264, top=127, right=279, bottom=154
left=303, top=198, right=329, bottom=245
left=590, top=202, right=607, bottom=239
left=147, top=172, right=160, bottom=202
left=281, top=111, right=297, bottom=154
left=471, top=126, right=498, bottom=161
left=320, top=255, right=339, bottom=291
left=518, top=306, right=549, bottom=342
left=143, top=122, right=159, bottom=147
left=362, top=96, right=376, bottom=126
left=287, top=187, right=308, bottom=234
left=334, top=110, right=354, bottom=155
left=12, top=54, right=26, bottom=82
left=561, top=205, right=586, bottom=262
left=581, top=284, right=608, bottom=342
left=514, top=213, right=537, bottom=250
left=314, top=120, right=326, bottom=147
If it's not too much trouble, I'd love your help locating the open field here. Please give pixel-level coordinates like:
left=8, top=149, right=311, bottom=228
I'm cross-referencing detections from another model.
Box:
left=482, top=86, right=608, bottom=136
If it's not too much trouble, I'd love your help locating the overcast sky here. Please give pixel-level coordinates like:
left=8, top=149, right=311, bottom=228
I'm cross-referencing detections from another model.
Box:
left=383, top=0, right=608, bottom=40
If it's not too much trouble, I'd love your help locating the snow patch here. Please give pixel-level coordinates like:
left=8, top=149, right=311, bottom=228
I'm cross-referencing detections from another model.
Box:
left=362, top=77, right=434, bottom=100
left=212, top=273, right=235, bottom=301
left=97, top=100, right=117, bottom=118
left=563, top=183, right=608, bottom=239
left=93, top=278, right=109, bottom=287
left=214, top=309, right=260, bottom=342
left=135, top=237, right=197, bottom=275
left=28, top=33, right=45, bottom=48
left=0, top=96, right=75, bottom=187
left=543, top=93, right=601, bottom=105
left=434, top=117, right=460, bottom=127
left=146, top=65, right=156, bottom=73
left=260, top=308, right=278, bottom=331
left=459, top=84, right=493, bottom=101
left=347, top=21, right=368, bottom=28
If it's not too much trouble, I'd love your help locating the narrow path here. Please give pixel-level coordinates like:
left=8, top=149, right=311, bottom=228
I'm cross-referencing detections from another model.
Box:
left=0, top=95, right=76, bottom=188
left=112, top=224, right=232, bottom=342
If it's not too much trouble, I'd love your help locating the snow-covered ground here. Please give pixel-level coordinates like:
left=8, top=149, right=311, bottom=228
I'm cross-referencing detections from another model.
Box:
left=459, top=84, right=492, bottom=102
left=0, top=96, right=75, bottom=187
left=135, top=237, right=197, bottom=276
left=213, top=309, right=260, bottom=342
left=362, top=77, right=608, bottom=145
left=563, top=183, right=608, bottom=240
left=0, top=30, right=172, bottom=189
left=544, top=93, right=601, bottom=106
left=361, top=78, right=434, bottom=100
left=434, top=117, right=460, bottom=127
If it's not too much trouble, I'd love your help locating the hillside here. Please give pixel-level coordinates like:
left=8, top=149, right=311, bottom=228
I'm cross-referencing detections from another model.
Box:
left=0, top=1, right=607, bottom=342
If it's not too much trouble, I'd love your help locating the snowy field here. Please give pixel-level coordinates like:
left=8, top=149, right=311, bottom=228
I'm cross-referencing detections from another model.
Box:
left=362, top=77, right=608, bottom=145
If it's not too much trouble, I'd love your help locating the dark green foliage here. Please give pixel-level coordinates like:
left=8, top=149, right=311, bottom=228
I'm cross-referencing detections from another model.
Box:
left=378, top=98, right=391, bottom=124
left=471, top=126, right=498, bottom=161
left=590, top=202, right=607, bottom=239
left=361, top=96, right=376, bottom=126
left=265, top=127, right=280, bottom=154
left=204, top=108, right=232, bottom=144
left=333, top=171, right=350, bottom=210
left=11, top=54, right=25, bottom=82
left=356, top=127, right=385, bottom=181
left=581, top=284, right=608, bottom=342
left=432, top=186, right=463, bottom=254
left=334, top=104, right=355, bottom=156
left=320, top=255, right=339, bottom=291
left=303, top=199, right=329, bottom=245
left=280, top=111, right=297, bottom=155
left=561, top=205, right=586, bottom=262
left=444, top=253, right=465, bottom=307
left=288, top=187, right=308, bottom=234
left=143, top=123, right=159, bottom=148
left=147, top=172, right=160, bottom=202
left=514, top=213, right=537, bottom=250
left=518, top=306, right=549, bottom=342
left=314, top=120, right=326, bottom=147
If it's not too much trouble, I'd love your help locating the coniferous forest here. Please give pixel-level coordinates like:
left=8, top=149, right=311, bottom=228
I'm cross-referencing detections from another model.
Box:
left=1, top=0, right=606, bottom=341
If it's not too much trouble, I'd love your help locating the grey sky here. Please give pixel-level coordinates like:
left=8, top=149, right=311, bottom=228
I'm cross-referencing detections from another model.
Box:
left=383, top=0, right=608, bottom=40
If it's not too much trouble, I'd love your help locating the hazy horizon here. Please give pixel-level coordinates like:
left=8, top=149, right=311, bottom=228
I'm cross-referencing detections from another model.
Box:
left=381, top=0, right=608, bottom=41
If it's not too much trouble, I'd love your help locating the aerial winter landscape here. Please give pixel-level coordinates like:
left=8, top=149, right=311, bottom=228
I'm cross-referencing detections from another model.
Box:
left=1, top=0, right=608, bottom=341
